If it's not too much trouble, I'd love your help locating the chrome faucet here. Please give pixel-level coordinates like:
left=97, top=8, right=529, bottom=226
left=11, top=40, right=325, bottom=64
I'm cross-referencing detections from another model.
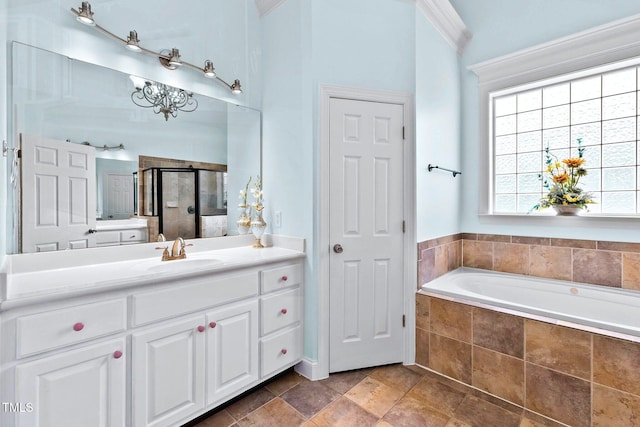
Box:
left=157, top=237, right=192, bottom=261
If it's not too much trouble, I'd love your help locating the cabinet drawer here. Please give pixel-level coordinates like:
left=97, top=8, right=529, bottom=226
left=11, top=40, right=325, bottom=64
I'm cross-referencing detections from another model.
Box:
left=16, top=298, right=127, bottom=358
left=120, top=229, right=145, bottom=243
left=132, top=272, right=258, bottom=326
left=96, top=231, right=120, bottom=245
left=260, top=287, right=301, bottom=336
left=260, top=325, right=301, bottom=377
left=260, top=263, right=301, bottom=294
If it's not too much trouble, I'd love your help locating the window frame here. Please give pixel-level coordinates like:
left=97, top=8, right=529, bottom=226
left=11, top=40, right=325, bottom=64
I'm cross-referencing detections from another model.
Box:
left=489, top=58, right=640, bottom=215
left=469, top=13, right=640, bottom=218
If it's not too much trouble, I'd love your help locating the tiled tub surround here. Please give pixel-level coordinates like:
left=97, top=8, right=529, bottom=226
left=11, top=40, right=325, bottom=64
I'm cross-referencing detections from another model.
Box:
left=415, top=293, right=640, bottom=427
left=416, top=233, right=640, bottom=426
left=418, top=233, right=640, bottom=290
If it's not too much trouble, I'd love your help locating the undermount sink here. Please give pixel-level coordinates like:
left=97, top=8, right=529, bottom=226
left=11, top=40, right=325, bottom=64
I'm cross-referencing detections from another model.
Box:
left=145, top=258, right=221, bottom=273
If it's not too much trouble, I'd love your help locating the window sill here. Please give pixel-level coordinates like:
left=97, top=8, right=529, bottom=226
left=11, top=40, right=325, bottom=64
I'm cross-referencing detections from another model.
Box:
left=480, top=213, right=640, bottom=221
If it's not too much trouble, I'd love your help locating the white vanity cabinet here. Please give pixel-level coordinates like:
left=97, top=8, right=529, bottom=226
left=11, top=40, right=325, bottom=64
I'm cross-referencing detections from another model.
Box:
left=1, top=247, right=304, bottom=427
left=14, top=338, right=127, bottom=427
left=131, top=300, right=260, bottom=427
left=132, top=315, right=207, bottom=427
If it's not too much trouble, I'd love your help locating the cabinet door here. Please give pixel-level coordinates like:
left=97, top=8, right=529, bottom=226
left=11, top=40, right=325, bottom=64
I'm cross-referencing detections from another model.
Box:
left=132, top=315, right=206, bottom=427
left=206, top=300, right=259, bottom=406
left=14, top=338, right=126, bottom=427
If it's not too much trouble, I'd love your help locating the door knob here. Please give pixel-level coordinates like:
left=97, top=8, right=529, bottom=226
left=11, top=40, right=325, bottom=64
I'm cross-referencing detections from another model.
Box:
left=87, top=229, right=97, bottom=234
left=333, top=244, right=343, bottom=254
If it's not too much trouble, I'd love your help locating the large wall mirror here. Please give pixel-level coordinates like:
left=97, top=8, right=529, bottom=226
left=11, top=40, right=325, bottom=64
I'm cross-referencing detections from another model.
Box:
left=8, top=42, right=261, bottom=254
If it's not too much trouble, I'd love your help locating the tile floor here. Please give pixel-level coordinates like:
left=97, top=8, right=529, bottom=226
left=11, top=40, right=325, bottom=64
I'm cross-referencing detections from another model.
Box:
left=186, top=364, right=565, bottom=427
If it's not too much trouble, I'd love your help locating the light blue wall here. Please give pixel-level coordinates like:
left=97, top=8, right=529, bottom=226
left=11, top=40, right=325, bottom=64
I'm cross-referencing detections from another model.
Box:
left=261, top=0, right=316, bottom=358
left=415, top=14, right=461, bottom=241
left=454, top=0, right=640, bottom=241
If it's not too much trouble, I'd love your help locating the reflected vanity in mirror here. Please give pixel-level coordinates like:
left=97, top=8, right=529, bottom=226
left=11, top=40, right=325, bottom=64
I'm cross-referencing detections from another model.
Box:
left=8, top=42, right=261, bottom=253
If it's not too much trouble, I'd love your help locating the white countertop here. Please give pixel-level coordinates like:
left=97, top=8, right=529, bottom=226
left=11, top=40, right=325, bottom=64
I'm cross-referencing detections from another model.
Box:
left=0, top=235, right=305, bottom=308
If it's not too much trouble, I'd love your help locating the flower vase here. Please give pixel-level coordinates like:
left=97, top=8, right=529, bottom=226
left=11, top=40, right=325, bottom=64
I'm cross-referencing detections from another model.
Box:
left=553, top=205, right=582, bottom=216
left=251, top=210, right=267, bottom=248
left=236, top=205, right=251, bottom=234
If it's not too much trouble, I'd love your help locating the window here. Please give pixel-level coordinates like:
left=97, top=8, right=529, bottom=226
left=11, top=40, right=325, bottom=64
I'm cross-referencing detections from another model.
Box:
left=491, top=60, right=640, bottom=215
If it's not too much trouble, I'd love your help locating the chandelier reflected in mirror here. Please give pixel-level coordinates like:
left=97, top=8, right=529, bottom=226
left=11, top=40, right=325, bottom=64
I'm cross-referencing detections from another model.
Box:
left=130, top=79, right=198, bottom=121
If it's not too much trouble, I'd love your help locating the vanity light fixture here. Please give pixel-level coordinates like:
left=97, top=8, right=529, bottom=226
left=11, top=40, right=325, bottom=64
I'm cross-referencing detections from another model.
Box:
left=203, top=60, right=216, bottom=78
left=75, top=1, right=94, bottom=26
left=70, top=2, right=243, bottom=94
left=125, top=30, right=141, bottom=52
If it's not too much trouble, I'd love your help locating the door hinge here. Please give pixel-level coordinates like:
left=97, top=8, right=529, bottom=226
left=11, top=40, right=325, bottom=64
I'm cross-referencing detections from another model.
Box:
left=402, top=220, right=406, bottom=233
left=402, top=126, right=405, bottom=140
left=402, top=314, right=406, bottom=327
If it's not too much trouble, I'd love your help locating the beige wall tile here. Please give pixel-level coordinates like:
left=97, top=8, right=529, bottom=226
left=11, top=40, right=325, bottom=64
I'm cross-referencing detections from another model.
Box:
left=550, top=238, right=596, bottom=249
left=598, top=241, right=640, bottom=253
left=529, top=245, right=572, bottom=281
left=447, top=241, right=462, bottom=271
left=512, top=236, right=550, bottom=245
left=592, top=384, right=640, bottom=427
left=593, top=335, right=640, bottom=396
left=416, top=327, right=429, bottom=366
left=573, top=249, right=622, bottom=287
left=525, top=320, right=591, bottom=380
left=623, top=252, right=640, bottom=290
left=434, top=245, right=449, bottom=278
left=478, top=234, right=511, bottom=243
left=473, top=308, right=524, bottom=358
left=416, top=294, right=430, bottom=330
left=430, top=334, right=472, bottom=384
left=494, top=243, right=529, bottom=274
left=525, top=363, right=591, bottom=427
left=430, top=299, right=472, bottom=343
left=472, top=347, right=524, bottom=406
left=418, top=248, right=435, bottom=286
left=462, top=240, right=493, bottom=270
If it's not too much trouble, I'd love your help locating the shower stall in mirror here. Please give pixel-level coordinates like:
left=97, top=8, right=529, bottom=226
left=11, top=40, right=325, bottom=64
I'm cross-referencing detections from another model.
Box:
left=143, top=167, right=227, bottom=240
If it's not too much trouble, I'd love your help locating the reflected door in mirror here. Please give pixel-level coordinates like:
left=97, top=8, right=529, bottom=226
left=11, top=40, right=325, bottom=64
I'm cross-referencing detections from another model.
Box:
left=21, top=135, right=97, bottom=252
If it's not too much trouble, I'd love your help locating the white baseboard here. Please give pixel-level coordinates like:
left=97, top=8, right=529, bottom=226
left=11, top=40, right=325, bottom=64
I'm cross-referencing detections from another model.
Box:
left=294, top=358, right=327, bottom=381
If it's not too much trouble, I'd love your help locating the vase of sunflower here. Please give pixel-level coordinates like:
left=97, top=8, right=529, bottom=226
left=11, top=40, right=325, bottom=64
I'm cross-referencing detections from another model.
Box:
left=530, top=138, right=595, bottom=215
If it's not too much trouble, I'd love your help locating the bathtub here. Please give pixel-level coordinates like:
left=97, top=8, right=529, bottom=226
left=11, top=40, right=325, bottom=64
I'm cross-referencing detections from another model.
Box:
left=420, top=267, right=640, bottom=340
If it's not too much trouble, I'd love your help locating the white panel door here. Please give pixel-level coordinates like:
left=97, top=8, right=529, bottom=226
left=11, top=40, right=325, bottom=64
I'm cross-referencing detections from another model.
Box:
left=14, top=338, right=126, bottom=427
left=105, top=173, right=134, bottom=219
left=21, top=135, right=96, bottom=252
left=132, top=315, right=205, bottom=427
left=206, top=300, right=258, bottom=405
left=329, top=98, right=405, bottom=372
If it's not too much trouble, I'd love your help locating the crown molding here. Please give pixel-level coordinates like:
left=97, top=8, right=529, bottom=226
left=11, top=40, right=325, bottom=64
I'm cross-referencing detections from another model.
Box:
left=255, top=0, right=286, bottom=18
left=415, top=0, right=471, bottom=53
left=469, top=13, right=640, bottom=89
left=254, top=0, right=472, bottom=54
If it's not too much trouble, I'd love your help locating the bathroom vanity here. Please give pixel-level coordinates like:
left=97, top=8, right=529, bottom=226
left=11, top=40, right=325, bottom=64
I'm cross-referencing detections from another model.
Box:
left=0, top=235, right=305, bottom=427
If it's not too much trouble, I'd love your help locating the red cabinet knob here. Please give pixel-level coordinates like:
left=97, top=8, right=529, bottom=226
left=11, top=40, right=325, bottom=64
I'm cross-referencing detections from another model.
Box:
left=197, top=325, right=205, bottom=333
left=280, top=308, right=288, bottom=315
left=113, top=350, right=123, bottom=359
left=281, top=348, right=287, bottom=355
left=209, top=322, right=217, bottom=329
left=73, top=322, right=84, bottom=332
left=281, top=275, right=288, bottom=282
